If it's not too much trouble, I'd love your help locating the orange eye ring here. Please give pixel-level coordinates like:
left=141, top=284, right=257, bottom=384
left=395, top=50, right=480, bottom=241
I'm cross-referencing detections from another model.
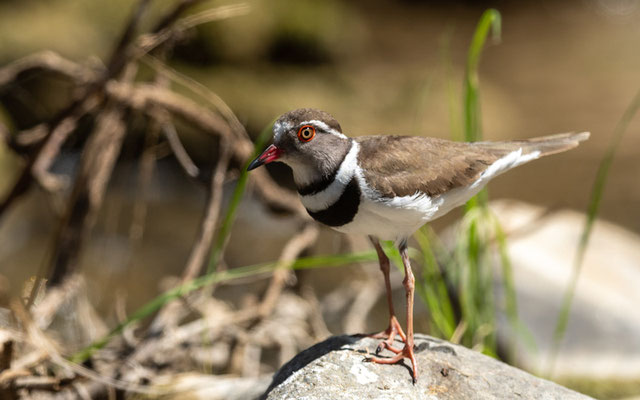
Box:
left=297, top=125, right=316, bottom=142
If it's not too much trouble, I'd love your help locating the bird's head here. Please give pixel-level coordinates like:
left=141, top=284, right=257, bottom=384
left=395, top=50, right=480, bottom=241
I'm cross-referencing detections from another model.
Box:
left=248, top=108, right=352, bottom=186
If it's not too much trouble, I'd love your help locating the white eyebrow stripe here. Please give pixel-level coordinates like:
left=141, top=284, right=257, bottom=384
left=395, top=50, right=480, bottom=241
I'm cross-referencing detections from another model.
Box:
left=301, top=120, right=348, bottom=140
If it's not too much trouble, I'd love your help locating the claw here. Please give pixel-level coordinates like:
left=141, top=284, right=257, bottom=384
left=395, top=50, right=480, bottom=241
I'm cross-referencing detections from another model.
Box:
left=366, top=342, right=418, bottom=383
left=369, top=315, right=407, bottom=355
left=376, top=340, right=402, bottom=354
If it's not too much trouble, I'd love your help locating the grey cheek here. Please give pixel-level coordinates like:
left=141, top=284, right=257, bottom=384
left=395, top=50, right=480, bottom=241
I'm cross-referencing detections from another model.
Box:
left=282, top=138, right=297, bottom=150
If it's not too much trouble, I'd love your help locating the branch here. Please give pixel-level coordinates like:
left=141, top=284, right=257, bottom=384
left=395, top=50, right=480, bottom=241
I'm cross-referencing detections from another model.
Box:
left=47, top=105, right=127, bottom=286
left=0, top=337, right=12, bottom=371
left=0, top=108, right=83, bottom=218
left=0, top=2, right=252, bottom=221
left=162, top=121, right=200, bottom=179
left=9, top=299, right=167, bottom=396
left=133, top=138, right=232, bottom=351
left=259, top=224, right=319, bottom=317
left=138, top=57, right=303, bottom=218
left=105, top=81, right=305, bottom=215
left=128, top=115, right=161, bottom=242
left=142, top=54, right=250, bottom=142
left=0, top=80, right=103, bottom=220
left=151, top=0, right=205, bottom=33
left=181, top=139, right=232, bottom=282
left=32, top=275, right=84, bottom=331
left=136, top=4, right=251, bottom=55
left=106, top=81, right=235, bottom=142
left=0, top=50, right=95, bottom=88
left=105, top=0, right=153, bottom=77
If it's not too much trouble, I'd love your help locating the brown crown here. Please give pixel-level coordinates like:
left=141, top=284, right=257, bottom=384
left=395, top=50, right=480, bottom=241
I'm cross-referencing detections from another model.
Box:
left=276, top=108, right=342, bottom=133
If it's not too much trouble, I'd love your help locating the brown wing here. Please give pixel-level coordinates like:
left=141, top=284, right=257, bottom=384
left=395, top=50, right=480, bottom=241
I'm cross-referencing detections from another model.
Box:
left=355, top=136, right=502, bottom=198
left=355, top=132, right=589, bottom=198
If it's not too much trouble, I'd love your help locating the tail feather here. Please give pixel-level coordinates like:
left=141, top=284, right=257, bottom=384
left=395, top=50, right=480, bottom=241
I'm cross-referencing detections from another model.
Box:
left=518, top=132, right=590, bottom=156
left=469, top=132, right=590, bottom=184
left=479, top=132, right=590, bottom=157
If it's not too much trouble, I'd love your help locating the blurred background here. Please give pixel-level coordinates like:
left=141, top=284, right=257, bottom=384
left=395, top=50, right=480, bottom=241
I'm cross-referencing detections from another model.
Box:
left=0, top=0, right=639, bottom=399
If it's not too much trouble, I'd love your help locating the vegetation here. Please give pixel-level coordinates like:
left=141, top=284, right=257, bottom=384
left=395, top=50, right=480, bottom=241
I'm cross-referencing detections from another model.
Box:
left=0, top=1, right=637, bottom=399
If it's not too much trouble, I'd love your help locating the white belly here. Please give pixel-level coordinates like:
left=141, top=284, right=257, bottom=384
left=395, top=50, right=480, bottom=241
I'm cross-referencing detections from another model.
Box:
left=332, top=183, right=483, bottom=241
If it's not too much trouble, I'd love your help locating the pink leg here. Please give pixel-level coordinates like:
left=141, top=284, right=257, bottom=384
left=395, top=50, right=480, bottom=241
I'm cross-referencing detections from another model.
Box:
left=367, top=240, right=418, bottom=383
left=368, top=236, right=406, bottom=354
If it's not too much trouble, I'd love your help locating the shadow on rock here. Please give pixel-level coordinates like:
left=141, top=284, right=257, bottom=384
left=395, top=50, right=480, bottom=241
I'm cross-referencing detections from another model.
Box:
left=261, top=335, right=359, bottom=399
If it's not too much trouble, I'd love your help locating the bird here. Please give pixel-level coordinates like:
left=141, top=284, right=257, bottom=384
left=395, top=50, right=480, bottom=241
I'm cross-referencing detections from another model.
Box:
left=247, top=108, right=589, bottom=383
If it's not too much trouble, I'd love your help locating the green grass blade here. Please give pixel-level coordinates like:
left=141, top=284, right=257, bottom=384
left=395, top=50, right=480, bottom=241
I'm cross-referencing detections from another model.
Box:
left=73, top=119, right=297, bottom=363
left=491, top=212, right=537, bottom=357
left=70, top=250, right=378, bottom=363
left=438, top=26, right=463, bottom=141
left=414, top=228, right=456, bottom=338
left=454, top=9, right=511, bottom=354
left=379, top=240, right=403, bottom=272
left=463, top=9, right=500, bottom=211
left=207, top=121, right=274, bottom=274
left=464, top=8, right=501, bottom=143
left=549, top=88, right=640, bottom=374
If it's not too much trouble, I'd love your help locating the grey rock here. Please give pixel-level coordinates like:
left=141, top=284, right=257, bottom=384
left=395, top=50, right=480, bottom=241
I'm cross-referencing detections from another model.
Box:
left=489, top=200, right=640, bottom=379
left=262, top=334, right=593, bottom=400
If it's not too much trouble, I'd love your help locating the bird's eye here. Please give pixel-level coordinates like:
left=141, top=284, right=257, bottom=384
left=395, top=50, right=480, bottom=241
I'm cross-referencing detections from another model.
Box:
left=297, top=125, right=316, bottom=142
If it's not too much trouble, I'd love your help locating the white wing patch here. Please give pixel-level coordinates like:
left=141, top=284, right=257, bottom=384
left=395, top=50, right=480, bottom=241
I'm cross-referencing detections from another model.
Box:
left=472, top=148, right=541, bottom=188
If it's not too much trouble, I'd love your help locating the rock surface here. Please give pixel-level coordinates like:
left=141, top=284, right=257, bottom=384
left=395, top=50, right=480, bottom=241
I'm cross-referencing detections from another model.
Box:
left=262, top=334, right=593, bottom=400
left=490, top=200, right=640, bottom=378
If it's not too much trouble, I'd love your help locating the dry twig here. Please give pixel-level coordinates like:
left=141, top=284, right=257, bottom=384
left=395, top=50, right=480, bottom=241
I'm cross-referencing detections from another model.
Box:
left=259, top=224, right=320, bottom=317
left=105, top=81, right=304, bottom=214
left=47, top=105, right=127, bottom=285
left=142, top=54, right=249, bottom=141
left=32, top=275, right=84, bottom=331
left=161, top=120, right=200, bottom=179
left=137, top=4, right=251, bottom=55
left=0, top=51, right=96, bottom=89
left=141, top=137, right=233, bottom=340
left=0, top=338, right=13, bottom=372
left=181, top=140, right=233, bottom=282
left=0, top=1, right=326, bottom=397
left=8, top=299, right=169, bottom=396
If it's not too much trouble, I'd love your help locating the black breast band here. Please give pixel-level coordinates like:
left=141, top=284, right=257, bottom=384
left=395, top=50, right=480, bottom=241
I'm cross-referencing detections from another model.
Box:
left=306, top=177, right=361, bottom=227
left=297, top=169, right=338, bottom=196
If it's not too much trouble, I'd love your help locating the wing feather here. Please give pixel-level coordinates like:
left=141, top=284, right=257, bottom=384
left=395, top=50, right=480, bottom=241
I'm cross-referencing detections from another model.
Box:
left=355, top=136, right=502, bottom=198
left=355, top=132, right=588, bottom=198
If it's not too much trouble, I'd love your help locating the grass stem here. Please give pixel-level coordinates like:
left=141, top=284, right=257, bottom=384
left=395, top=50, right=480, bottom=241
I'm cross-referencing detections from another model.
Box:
left=548, top=87, right=640, bottom=376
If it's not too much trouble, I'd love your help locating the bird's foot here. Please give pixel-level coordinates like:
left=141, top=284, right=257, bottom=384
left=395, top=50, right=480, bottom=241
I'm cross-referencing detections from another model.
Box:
left=365, top=341, right=419, bottom=384
left=369, top=316, right=406, bottom=354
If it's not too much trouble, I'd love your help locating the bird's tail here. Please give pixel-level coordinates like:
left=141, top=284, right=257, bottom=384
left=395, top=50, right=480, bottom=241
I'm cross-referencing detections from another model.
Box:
left=479, top=132, right=590, bottom=158
left=515, top=132, right=590, bottom=157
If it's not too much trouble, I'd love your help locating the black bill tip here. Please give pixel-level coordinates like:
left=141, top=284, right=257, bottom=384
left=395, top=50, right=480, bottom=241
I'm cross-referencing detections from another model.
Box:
left=247, top=157, right=264, bottom=171
left=246, top=144, right=282, bottom=171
